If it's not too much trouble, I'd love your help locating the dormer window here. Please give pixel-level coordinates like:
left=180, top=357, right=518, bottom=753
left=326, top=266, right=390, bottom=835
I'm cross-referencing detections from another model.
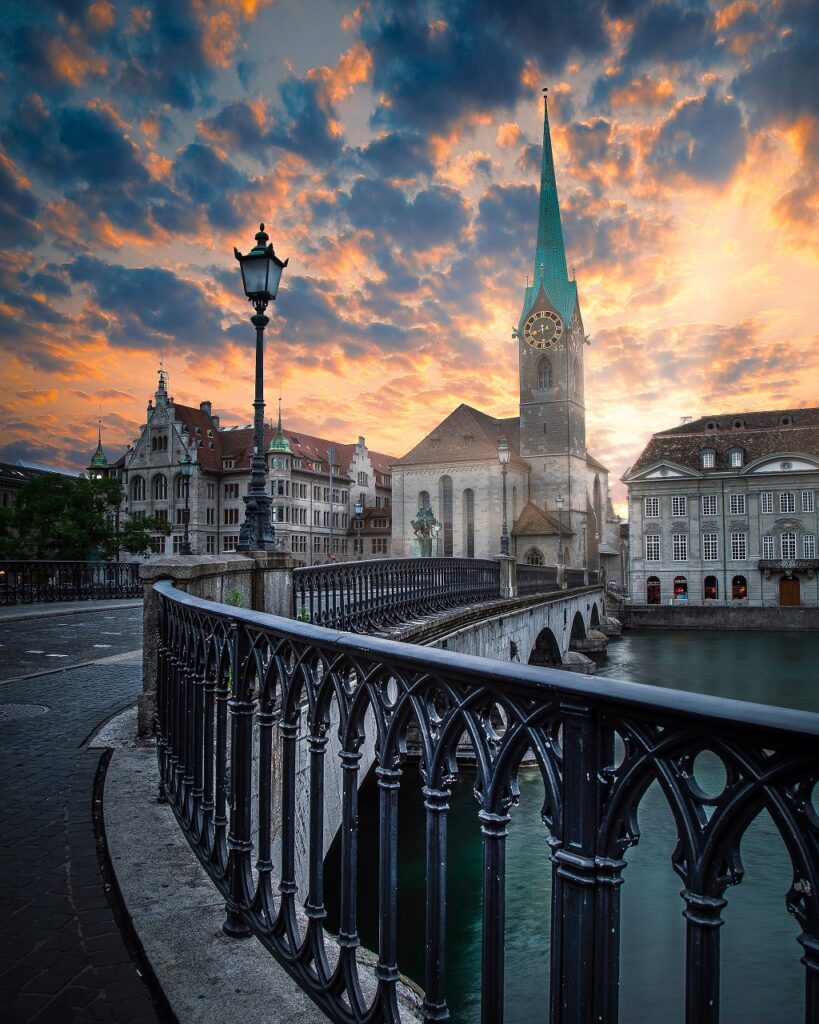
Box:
left=732, top=418, right=745, bottom=429
left=729, top=448, right=744, bottom=468
left=701, top=449, right=716, bottom=469
left=779, top=415, right=793, bottom=426
left=705, top=421, right=719, bottom=432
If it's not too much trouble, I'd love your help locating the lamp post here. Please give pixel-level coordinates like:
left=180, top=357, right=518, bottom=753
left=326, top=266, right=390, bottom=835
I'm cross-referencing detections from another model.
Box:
left=580, top=514, right=587, bottom=570
left=179, top=451, right=193, bottom=555
left=432, top=521, right=441, bottom=557
left=234, top=223, right=288, bottom=552
left=354, top=498, right=364, bottom=560
left=555, top=491, right=565, bottom=565
left=498, top=437, right=511, bottom=556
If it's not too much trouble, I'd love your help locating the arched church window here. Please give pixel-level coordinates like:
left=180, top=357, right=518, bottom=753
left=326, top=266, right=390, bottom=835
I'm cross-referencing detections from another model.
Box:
left=418, top=490, right=430, bottom=509
left=537, top=358, right=552, bottom=390
left=524, top=548, right=544, bottom=566
left=131, top=476, right=145, bottom=502
left=462, top=489, right=474, bottom=558
left=174, top=474, right=186, bottom=500
left=439, top=476, right=453, bottom=557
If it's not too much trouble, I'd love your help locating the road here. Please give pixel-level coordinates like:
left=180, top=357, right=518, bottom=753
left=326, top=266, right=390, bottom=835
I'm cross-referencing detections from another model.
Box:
left=0, top=606, right=143, bottom=683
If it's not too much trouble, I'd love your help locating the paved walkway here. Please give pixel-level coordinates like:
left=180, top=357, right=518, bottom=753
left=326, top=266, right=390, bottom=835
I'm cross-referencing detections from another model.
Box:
left=0, top=605, right=162, bottom=1023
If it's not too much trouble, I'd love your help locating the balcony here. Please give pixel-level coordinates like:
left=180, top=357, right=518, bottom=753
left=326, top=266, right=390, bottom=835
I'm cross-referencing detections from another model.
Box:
left=758, top=558, right=819, bottom=579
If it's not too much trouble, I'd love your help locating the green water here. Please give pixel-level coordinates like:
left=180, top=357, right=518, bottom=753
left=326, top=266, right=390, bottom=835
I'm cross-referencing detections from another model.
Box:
left=324, top=630, right=819, bottom=1023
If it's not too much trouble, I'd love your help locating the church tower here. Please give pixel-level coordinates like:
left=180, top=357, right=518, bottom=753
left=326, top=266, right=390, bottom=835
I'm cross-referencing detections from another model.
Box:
left=516, top=90, right=588, bottom=526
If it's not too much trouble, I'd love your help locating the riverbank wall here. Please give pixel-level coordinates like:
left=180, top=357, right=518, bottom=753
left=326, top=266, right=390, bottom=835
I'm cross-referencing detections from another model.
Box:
left=623, top=604, right=819, bottom=630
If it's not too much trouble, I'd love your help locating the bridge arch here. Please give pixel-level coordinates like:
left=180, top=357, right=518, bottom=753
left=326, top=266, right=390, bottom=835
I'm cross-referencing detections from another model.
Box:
left=590, top=604, right=600, bottom=628
left=570, top=611, right=586, bottom=645
left=529, top=627, right=562, bottom=667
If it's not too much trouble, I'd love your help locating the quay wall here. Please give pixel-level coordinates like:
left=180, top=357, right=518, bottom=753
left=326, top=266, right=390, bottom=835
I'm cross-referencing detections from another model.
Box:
left=624, top=604, right=819, bottom=631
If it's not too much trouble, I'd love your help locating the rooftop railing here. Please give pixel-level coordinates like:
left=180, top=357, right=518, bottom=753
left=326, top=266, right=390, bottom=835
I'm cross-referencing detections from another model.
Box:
left=0, top=560, right=141, bottom=605
left=155, top=580, right=819, bottom=1024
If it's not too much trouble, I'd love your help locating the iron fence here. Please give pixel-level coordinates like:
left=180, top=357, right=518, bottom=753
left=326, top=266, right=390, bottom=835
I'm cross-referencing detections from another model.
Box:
left=516, top=564, right=559, bottom=596
left=155, top=580, right=819, bottom=1024
left=293, top=557, right=501, bottom=632
left=0, top=560, right=141, bottom=605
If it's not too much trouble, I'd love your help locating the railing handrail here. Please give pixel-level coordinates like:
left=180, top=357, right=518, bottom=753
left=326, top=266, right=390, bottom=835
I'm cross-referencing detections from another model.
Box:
left=156, top=579, right=819, bottom=747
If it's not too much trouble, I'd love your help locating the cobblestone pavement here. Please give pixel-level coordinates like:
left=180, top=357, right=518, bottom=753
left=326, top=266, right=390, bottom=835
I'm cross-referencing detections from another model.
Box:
left=0, top=611, right=163, bottom=1023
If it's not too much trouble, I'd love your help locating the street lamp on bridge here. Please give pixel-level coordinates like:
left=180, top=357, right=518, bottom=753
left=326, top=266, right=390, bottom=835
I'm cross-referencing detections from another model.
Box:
left=234, top=223, right=288, bottom=552
left=555, top=491, right=565, bottom=565
left=179, top=451, right=193, bottom=555
left=497, top=437, right=511, bottom=557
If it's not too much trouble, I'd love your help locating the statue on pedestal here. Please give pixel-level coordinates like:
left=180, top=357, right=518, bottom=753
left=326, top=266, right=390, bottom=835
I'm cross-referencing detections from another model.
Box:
left=411, top=505, right=438, bottom=557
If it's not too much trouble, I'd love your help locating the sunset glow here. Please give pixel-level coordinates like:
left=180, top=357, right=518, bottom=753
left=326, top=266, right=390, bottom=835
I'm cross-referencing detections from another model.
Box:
left=1, top=0, right=817, bottom=513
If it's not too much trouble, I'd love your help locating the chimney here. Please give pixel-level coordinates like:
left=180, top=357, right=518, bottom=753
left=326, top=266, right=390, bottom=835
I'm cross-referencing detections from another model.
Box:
left=200, top=401, right=212, bottom=416
left=358, top=435, right=365, bottom=447
left=211, top=415, right=220, bottom=430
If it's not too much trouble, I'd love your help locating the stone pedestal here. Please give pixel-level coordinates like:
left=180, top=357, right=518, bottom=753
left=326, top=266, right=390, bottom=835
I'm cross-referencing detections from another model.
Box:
left=497, top=555, right=517, bottom=599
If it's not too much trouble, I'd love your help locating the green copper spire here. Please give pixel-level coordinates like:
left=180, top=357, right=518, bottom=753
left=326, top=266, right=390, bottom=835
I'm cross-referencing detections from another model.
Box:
left=90, top=419, right=107, bottom=468
left=521, top=89, right=577, bottom=326
left=268, top=399, right=291, bottom=453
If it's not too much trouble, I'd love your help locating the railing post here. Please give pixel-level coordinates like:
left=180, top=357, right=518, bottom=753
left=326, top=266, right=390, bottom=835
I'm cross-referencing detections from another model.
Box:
left=550, top=699, right=622, bottom=1024
left=423, top=785, right=451, bottom=1022
left=223, top=620, right=254, bottom=938
left=376, top=764, right=402, bottom=1022
left=681, top=890, right=726, bottom=1024
left=479, top=808, right=511, bottom=1024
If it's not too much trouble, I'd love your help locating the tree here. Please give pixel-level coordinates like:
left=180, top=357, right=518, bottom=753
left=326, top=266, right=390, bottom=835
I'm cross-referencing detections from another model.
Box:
left=2, top=474, right=123, bottom=560
left=120, top=513, right=171, bottom=557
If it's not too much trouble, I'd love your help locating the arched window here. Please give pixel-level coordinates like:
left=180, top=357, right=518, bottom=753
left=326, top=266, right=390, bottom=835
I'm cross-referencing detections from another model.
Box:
left=152, top=474, right=168, bottom=501
left=174, top=474, right=186, bottom=500
left=418, top=490, right=430, bottom=509
left=572, top=357, right=582, bottom=400
left=673, top=575, right=688, bottom=599
left=439, top=476, right=453, bottom=557
left=131, top=475, right=145, bottom=502
left=646, top=576, right=661, bottom=604
left=732, top=575, right=747, bottom=600
left=524, top=548, right=544, bottom=566
left=462, top=488, right=474, bottom=557
left=537, top=358, right=552, bottom=390
left=703, top=576, right=719, bottom=600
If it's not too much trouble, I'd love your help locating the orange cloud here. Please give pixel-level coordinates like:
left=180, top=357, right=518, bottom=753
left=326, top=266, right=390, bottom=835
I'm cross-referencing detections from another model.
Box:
left=307, top=43, right=373, bottom=106
left=608, top=74, right=675, bottom=110
left=496, top=123, right=521, bottom=148
left=86, top=2, right=115, bottom=30
left=44, top=23, right=108, bottom=86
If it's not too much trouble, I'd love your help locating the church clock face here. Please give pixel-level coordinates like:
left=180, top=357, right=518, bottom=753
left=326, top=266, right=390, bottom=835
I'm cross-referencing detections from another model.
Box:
left=523, top=310, right=563, bottom=349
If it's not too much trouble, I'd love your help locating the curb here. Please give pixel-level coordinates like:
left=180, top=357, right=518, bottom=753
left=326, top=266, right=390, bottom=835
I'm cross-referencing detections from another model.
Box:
left=0, top=600, right=143, bottom=624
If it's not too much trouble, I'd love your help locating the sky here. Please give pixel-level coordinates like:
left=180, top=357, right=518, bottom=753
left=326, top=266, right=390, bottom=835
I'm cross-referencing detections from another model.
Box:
left=0, top=0, right=817, bottom=515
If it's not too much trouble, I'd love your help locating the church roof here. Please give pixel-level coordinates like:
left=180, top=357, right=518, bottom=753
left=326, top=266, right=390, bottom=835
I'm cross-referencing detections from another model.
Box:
left=391, top=404, right=526, bottom=468
left=512, top=500, right=574, bottom=537
left=626, top=407, right=819, bottom=477
left=519, top=93, right=578, bottom=327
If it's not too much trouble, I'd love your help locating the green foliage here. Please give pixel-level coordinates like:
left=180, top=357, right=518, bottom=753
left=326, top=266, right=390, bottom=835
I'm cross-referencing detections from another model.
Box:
left=225, top=586, right=245, bottom=608
left=1, top=474, right=123, bottom=560
left=296, top=606, right=311, bottom=622
left=120, top=513, right=172, bottom=556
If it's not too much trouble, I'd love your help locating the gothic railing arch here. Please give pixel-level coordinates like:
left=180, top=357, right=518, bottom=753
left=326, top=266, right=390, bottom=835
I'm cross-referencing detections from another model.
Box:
left=155, top=580, right=819, bottom=1024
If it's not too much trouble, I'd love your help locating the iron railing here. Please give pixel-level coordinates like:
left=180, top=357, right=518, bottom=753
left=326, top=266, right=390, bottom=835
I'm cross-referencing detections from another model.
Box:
left=516, top=564, right=559, bottom=596
left=0, top=560, right=141, bottom=605
left=155, top=580, right=819, bottom=1024
left=293, top=557, right=501, bottom=632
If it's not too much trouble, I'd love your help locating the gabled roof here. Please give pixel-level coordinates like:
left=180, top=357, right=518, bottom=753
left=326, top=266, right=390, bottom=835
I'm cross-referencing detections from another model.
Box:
left=392, top=404, right=525, bottom=468
left=628, top=407, right=819, bottom=476
left=512, top=500, right=574, bottom=537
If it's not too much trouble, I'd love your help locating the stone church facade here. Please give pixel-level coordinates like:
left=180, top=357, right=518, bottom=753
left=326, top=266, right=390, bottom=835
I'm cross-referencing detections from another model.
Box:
left=390, top=95, right=622, bottom=578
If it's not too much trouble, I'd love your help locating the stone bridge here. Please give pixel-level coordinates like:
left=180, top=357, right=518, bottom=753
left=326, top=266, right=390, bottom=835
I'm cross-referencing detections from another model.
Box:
left=380, top=585, right=610, bottom=673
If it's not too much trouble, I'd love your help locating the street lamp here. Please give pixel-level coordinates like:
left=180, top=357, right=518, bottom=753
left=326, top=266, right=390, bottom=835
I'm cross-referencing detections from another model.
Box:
left=498, top=437, right=511, bottom=557
left=555, top=492, right=565, bottom=565
left=432, top=521, right=442, bottom=557
left=179, top=451, right=194, bottom=555
left=354, top=498, right=364, bottom=559
left=234, top=223, right=288, bottom=552
left=580, top=514, right=587, bottom=570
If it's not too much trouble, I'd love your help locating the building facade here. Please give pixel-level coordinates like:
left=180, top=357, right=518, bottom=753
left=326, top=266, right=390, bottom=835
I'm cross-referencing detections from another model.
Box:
left=115, top=371, right=394, bottom=563
left=623, top=409, right=819, bottom=607
left=390, top=95, right=622, bottom=577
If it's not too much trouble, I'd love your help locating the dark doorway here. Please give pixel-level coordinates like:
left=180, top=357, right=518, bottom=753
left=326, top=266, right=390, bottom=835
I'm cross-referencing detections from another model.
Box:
left=646, top=576, right=661, bottom=604
left=779, top=575, right=800, bottom=606
left=732, top=575, right=748, bottom=600
left=703, top=576, right=718, bottom=600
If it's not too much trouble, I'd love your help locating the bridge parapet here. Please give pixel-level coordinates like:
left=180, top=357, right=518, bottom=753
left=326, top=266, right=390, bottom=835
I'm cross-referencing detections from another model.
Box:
left=154, top=579, right=819, bottom=1024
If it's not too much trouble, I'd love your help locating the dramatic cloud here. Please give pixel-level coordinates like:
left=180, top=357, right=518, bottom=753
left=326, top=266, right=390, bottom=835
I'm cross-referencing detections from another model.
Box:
left=0, top=0, right=816, bottom=507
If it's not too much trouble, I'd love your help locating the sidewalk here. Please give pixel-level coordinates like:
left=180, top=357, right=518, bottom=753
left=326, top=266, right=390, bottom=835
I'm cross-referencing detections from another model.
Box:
left=0, top=599, right=143, bottom=624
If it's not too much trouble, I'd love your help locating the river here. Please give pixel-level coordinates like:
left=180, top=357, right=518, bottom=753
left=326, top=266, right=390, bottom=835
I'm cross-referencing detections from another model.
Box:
left=324, top=629, right=819, bottom=1023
